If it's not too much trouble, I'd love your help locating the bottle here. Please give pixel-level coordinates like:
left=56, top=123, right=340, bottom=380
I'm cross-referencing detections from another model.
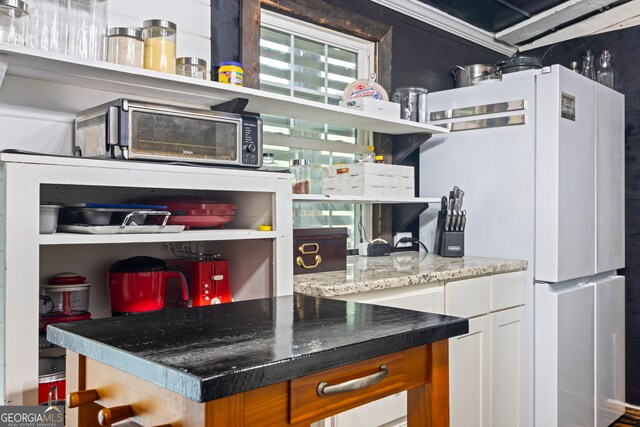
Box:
left=362, top=146, right=375, bottom=163
left=597, top=50, right=615, bottom=89
left=581, top=50, right=596, bottom=81
left=290, top=159, right=311, bottom=194
left=374, top=155, right=385, bottom=164
left=569, top=61, right=580, bottom=74
left=259, top=153, right=279, bottom=171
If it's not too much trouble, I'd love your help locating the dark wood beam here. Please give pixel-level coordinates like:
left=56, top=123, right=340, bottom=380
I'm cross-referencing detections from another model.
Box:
left=241, top=0, right=262, bottom=89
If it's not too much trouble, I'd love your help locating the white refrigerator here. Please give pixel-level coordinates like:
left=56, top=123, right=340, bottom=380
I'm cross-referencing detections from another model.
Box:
left=420, top=65, right=625, bottom=427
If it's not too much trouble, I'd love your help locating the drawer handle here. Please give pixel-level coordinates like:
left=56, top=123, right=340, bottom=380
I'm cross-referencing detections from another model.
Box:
left=297, top=255, right=322, bottom=269
left=317, top=364, right=388, bottom=397
left=298, top=242, right=319, bottom=254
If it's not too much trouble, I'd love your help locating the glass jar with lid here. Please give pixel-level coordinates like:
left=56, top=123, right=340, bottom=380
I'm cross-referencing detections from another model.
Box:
left=0, top=0, right=29, bottom=46
left=28, top=0, right=67, bottom=53
left=291, top=158, right=311, bottom=194
left=107, top=27, right=144, bottom=68
left=142, top=19, right=177, bottom=74
left=66, top=0, right=107, bottom=60
left=176, top=57, right=207, bottom=79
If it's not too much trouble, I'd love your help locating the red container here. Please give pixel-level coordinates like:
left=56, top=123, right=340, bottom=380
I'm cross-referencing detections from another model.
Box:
left=38, top=372, right=65, bottom=405
left=107, top=257, right=189, bottom=315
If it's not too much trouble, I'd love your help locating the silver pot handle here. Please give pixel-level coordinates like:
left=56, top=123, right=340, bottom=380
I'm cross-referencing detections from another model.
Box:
left=119, top=210, right=171, bottom=230
left=451, top=65, right=467, bottom=76
left=316, top=364, right=388, bottom=397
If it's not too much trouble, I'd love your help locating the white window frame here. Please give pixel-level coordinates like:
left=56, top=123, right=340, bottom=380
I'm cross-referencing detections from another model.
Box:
left=259, top=9, right=377, bottom=247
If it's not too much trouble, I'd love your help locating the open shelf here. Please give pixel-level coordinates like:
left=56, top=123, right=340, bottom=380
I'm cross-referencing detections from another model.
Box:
left=39, top=229, right=277, bottom=245
left=292, top=194, right=440, bottom=204
left=0, top=44, right=449, bottom=136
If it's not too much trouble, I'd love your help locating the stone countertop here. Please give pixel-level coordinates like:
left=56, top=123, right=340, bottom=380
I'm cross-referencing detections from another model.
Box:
left=294, top=252, right=528, bottom=297
left=47, top=294, right=467, bottom=403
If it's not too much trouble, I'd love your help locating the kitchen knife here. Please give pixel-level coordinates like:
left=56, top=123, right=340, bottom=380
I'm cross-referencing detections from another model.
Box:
left=445, top=209, right=452, bottom=231
left=457, top=190, right=464, bottom=211
left=461, top=210, right=467, bottom=231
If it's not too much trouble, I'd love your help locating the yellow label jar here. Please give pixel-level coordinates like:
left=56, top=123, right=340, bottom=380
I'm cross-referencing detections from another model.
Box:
left=218, top=61, right=243, bottom=86
left=142, top=19, right=177, bottom=74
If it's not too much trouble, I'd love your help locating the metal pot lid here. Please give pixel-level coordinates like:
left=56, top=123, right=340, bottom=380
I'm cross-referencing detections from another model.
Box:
left=0, top=0, right=29, bottom=14
left=108, top=27, right=143, bottom=40
left=496, top=55, right=542, bottom=69
left=109, top=256, right=167, bottom=273
left=143, top=19, right=177, bottom=31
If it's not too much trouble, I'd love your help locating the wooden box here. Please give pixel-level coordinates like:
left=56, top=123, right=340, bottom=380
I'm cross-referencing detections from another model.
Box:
left=293, top=228, right=348, bottom=275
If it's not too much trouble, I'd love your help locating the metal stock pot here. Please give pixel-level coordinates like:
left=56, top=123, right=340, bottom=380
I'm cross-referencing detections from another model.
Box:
left=451, top=64, right=495, bottom=87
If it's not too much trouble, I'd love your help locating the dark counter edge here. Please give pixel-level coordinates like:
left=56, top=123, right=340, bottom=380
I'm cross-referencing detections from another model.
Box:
left=48, top=317, right=468, bottom=403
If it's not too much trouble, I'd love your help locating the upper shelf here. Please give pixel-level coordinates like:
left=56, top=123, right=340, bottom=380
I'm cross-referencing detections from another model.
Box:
left=0, top=44, right=448, bottom=135
left=293, top=194, right=440, bottom=204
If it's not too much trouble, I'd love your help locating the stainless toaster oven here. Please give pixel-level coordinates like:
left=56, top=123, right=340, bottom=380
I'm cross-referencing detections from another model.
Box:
left=74, top=99, right=262, bottom=167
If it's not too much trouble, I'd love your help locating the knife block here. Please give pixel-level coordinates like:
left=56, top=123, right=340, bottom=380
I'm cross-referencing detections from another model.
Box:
left=434, top=207, right=464, bottom=258
left=440, top=231, right=464, bottom=257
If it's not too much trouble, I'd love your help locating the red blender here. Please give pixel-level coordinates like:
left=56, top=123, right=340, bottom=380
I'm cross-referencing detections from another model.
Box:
left=40, top=272, right=92, bottom=331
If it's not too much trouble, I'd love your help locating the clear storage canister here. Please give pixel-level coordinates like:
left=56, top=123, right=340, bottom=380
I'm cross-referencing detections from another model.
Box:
left=66, top=0, right=107, bottom=60
left=176, top=57, right=207, bottom=79
left=27, top=0, right=66, bottom=53
left=0, top=0, right=29, bottom=46
left=291, top=158, right=311, bottom=194
left=143, top=19, right=176, bottom=74
left=107, top=27, right=144, bottom=68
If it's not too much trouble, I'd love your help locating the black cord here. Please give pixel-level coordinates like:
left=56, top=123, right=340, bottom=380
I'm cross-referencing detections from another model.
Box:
left=394, top=237, right=428, bottom=253
left=358, top=222, right=371, bottom=243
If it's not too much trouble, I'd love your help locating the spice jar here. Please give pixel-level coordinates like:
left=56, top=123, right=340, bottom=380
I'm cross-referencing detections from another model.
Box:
left=143, top=19, right=177, bottom=74
left=0, top=0, right=29, bottom=46
left=291, top=159, right=311, bottom=194
left=107, top=27, right=144, bottom=68
left=218, top=61, right=243, bottom=86
left=176, top=57, right=207, bottom=79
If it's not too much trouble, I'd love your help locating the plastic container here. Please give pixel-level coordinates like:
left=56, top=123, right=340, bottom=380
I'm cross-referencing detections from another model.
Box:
left=40, top=204, right=61, bottom=234
left=218, top=61, right=243, bottom=86
left=0, top=0, right=29, bottom=46
left=176, top=57, right=207, bottom=79
left=143, top=19, right=177, bottom=74
left=362, top=146, right=375, bottom=163
left=291, top=158, right=311, bottom=194
left=107, top=27, right=144, bottom=68
left=27, top=0, right=66, bottom=53
left=66, top=0, right=107, bottom=60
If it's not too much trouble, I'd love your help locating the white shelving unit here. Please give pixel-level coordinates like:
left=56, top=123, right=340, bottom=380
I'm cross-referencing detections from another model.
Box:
left=0, top=153, right=293, bottom=405
left=0, top=45, right=449, bottom=136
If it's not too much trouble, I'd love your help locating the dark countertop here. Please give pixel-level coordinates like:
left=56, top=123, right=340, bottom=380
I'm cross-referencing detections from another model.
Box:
left=47, top=294, right=468, bottom=402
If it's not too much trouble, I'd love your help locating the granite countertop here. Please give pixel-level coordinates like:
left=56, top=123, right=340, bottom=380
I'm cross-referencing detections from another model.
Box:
left=47, top=294, right=467, bottom=403
left=294, top=252, right=528, bottom=297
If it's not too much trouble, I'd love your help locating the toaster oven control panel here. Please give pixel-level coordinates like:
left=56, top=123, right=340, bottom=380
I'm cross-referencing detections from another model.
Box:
left=241, top=116, right=262, bottom=167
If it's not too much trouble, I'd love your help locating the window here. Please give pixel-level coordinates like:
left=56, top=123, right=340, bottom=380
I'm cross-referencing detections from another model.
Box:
left=259, top=10, right=375, bottom=248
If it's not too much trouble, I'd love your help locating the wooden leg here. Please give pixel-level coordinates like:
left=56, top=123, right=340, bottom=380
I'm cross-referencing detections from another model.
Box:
left=407, top=340, right=450, bottom=427
left=66, top=352, right=101, bottom=427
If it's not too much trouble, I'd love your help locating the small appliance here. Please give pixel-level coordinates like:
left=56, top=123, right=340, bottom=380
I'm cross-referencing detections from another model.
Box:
left=74, top=99, right=263, bottom=167
left=107, top=256, right=190, bottom=315
left=39, top=272, right=92, bottom=332
left=167, top=245, right=232, bottom=306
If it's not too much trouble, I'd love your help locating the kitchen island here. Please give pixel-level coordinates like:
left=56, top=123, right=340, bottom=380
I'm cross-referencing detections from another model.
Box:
left=48, top=294, right=468, bottom=427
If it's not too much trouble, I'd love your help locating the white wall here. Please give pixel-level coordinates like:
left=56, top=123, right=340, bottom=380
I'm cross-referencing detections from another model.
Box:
left=0, top=0, right=211, bottom=155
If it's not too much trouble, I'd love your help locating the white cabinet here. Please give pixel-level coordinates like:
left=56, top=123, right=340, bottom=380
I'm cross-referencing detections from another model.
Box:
left=449, top=315, right=491, bottom=427
left=325, top=269, right=527, bottom=427
left=489, top=306, right=525, bottom=427
left=0, top=154, right=294, bottom=405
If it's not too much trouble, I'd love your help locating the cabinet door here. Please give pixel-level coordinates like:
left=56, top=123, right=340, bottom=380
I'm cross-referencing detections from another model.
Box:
left=490, top=306, right=525, bottom=427
left=449, top=315, right=491, bottom=427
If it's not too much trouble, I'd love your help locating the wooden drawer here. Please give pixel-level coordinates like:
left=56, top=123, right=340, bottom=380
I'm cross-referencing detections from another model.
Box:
left=289, top=345, right=427, bottom=424
left=490, top=270, right=526, bottom=311
left=446, top=276, right=490, bottom=318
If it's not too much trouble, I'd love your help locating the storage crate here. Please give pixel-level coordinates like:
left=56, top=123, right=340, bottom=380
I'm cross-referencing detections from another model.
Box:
left=322, top=163, right=415, bottom=198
